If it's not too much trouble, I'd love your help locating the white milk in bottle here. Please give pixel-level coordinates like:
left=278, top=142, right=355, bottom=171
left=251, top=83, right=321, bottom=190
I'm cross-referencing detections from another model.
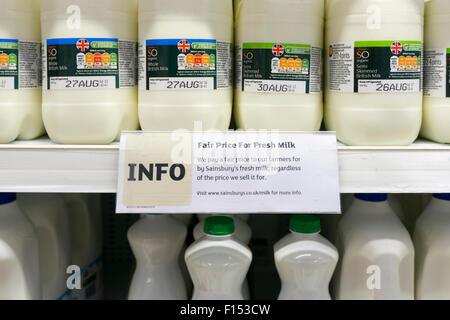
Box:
left=138, top=0, right=233, bottom=131
left=0, top=0, right=44, bottom=143
left=421, top=0, right=450, bottom=143
left=325, top=0, right=424, bottom=146
left=186, top=216, right=252, bottom=300
left=0, top=193, right=41, bottom=300
left=64, top=194, right=103, bottom=300
left=193, top=214, right=252, bottom=299
left=41, top=0, right=139, bottom=144
left=135, top=214, right=193, bottom=296
left=18, top=194, right=72, bottom=300
left=274, top=215, right=338, bottom=300
left=321, top=194, right=353, bottom=243
left=234, top=0, right=324, bottom=131
left=335, top=194, right=415, bottom=300
left=414, top=194, right=450, bottom=300
left=128, top=214, right=187, bottom=300
left=398, top=193, right=432, bottom=234
left=388, top=194, right=407, bottom=227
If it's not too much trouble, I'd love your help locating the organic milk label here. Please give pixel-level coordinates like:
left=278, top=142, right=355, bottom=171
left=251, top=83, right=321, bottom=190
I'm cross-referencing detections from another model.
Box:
left=0, top=39, right=41, bottom=90
left=329, top=41, right=423, bottom=93
left=139, top=39, right=232, bottom=91
left=43, top=38, right=137, bottom=90
left=424, top=48, right=450, bottom=98
left=236, top=43, right=322, bottom=94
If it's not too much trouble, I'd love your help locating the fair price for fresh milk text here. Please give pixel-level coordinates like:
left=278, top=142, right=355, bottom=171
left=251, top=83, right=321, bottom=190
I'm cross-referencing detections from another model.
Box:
left=116, top=131, right=341, bottom=214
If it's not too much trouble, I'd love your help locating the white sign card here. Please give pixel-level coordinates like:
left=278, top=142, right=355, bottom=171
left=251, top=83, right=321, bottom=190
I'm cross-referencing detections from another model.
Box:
left=116, top=131, right=341, bottom=214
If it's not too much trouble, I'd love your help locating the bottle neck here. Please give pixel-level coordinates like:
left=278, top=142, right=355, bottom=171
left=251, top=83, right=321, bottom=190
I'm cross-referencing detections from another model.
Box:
left=290, top=231, right=320, bottom=238
left=205, top=234, right=234, bottom=241
left=352, top=198, right=391, bottom=213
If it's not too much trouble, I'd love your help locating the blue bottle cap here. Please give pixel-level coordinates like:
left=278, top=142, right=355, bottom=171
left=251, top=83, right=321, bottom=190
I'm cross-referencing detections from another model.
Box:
left=0, top=193, right=16, bottom=205
left=433, top=194, right=450, bottom=201
left=355, top=193, right=388, bottom=202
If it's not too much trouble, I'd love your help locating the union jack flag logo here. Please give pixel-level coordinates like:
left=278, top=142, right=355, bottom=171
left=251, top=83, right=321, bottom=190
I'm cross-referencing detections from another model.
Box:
left=76, top=39, right=90, bottom=52
left=272, top=44, right=284, bottom=57
left=177, top=40, right=191, bottom=53
left=390, top=42, right=403, bottom=55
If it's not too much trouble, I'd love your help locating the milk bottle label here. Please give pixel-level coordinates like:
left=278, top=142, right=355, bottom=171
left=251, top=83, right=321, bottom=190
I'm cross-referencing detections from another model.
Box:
left=328, top=41, right=423, bottom=93
left=236, top=43, right=322, bottom=94
left=139, top=39, right=232, bottom=91
left=43, top=38, right=137, bottom=90
left=424, top=48, right=450, bottom=98
left=0, top=39, right=41, bottom=90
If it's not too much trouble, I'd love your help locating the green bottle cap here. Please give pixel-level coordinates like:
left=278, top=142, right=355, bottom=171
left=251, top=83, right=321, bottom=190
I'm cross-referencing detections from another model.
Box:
left=204, top=216, right=235, bottom=236
left=289, top=215, right=321, bottom=234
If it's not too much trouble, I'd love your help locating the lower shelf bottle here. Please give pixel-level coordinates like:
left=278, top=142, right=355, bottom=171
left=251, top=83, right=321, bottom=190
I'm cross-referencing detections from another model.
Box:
left=127, top=214, right=187, bottom=300
left=0, top=193, right=41, bottom=300
left=274, top=215, right=338, bottom=300
left=18, top=194, right=72, bottom=300
left=185, top=216, right=252, bottom=300
left=193, top=214, right=252, bottom=299
left=335, top=194, right=414, bottom=300
left=414, top=194, right=450, bottom=300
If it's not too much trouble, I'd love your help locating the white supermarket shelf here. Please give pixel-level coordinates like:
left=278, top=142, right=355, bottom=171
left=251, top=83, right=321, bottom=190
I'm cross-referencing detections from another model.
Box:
left=0, top=137, right=450, bottom=193
left=0, top=138, right=119, bottom=193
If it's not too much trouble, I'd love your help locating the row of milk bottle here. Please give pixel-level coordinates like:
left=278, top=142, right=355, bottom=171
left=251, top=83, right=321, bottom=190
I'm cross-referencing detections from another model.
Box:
left=1, top=0, right=449, bottom=146
left=332, top=193, right=450, bottom=300
left=127, top=194, right=450, bottom=300
left=325, top=193, right=450, bottom=300
left=126, top=213, right=333, bottom=300
left=0, top=193, right=103, bottom=300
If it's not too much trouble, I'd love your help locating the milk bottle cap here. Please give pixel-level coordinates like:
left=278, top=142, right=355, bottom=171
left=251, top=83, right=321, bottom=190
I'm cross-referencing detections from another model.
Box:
left=204, top=216, right=235, bottom=236
left=355, top=194, right=388, bottom=202
left=432, top=194, right=450, bottom=201
left=0, top=193, right=16, bottom=205
left=289, top=215, right=321, bottom=234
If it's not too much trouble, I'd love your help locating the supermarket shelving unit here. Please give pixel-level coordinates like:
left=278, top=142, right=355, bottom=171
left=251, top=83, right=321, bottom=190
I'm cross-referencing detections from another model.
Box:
left=1, top=137, right=449, bottom=194
left=1, top=137, right=448, bottom=300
